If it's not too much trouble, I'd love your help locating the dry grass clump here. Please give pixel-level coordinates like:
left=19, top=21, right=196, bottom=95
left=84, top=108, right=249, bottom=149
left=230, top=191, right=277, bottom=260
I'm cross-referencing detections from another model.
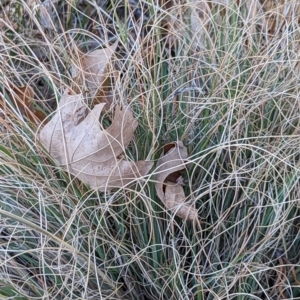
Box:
left=0, top=0, right=300, bottom=299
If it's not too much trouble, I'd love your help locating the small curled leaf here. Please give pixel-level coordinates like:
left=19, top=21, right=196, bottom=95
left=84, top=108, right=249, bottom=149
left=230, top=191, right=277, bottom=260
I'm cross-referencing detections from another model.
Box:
left=155, top=141, right=197, bottom=221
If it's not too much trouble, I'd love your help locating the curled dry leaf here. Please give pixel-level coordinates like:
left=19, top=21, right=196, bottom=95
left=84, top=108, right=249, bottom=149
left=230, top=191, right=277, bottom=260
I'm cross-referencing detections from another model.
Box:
left=72, top=41, right=118, bottom=103
left=164, top=183, right=197, bottom=220
left=39, top=90, right=153, bottom=191
left=155, top=141, right=197, bottom=221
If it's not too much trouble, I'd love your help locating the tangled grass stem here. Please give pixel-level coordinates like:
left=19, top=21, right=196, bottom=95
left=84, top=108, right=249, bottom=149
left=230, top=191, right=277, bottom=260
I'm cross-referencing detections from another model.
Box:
left=0, top=0, right=300, bottom=299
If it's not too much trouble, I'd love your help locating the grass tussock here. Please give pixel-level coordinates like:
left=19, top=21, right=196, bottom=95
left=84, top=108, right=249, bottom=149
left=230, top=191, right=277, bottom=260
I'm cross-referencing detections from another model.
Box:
left=0, top=0, right=300, bottom=299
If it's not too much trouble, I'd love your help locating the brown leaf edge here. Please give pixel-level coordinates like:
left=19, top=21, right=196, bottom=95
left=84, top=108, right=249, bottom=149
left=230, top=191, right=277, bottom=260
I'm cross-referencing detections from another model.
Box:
left=1, top=83, right=46, bottom=124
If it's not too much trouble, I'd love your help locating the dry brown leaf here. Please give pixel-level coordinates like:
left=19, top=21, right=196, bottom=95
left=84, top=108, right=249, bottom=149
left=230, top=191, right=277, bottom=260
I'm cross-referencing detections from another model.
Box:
left=38, top=41, right=152, bottom=191
left=39, top=90, right=153, bottom=191
left=0, top=83, right=46, bottom=124
left=164, top=182, right=198, bottom=220
left=72, top=41, right=118, bottom=103
left=10, top=85, right=34, bottom=114
left=155, top=141, right=197, bottom=221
